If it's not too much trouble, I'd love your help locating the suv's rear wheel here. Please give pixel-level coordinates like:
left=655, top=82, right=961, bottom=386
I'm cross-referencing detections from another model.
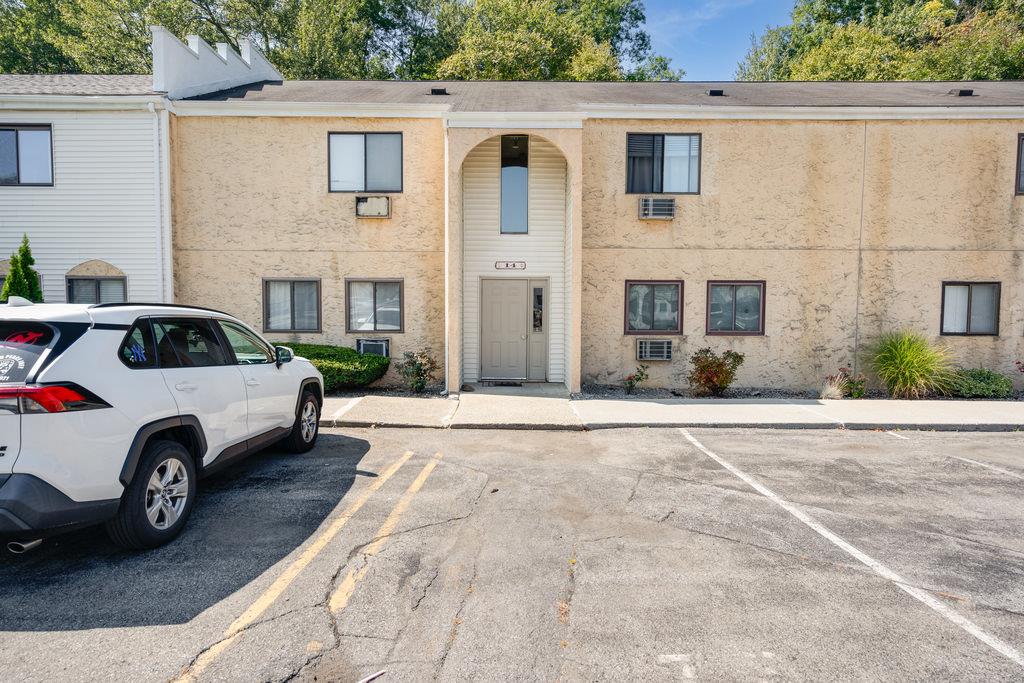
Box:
left=284, top=389, right=320, bottom=453
left=106, top=440, right=197, bottom=549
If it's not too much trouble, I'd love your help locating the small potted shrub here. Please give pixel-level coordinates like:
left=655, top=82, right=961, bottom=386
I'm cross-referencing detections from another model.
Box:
left=395, top=350, right=440, bottom=393
left=687, top=347, right=744, bottom=397
left=623, top=364, right=650, bottom=395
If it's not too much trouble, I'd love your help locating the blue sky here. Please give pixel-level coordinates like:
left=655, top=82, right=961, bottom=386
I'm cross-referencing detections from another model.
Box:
left=643, top=0, right=794, bottom=80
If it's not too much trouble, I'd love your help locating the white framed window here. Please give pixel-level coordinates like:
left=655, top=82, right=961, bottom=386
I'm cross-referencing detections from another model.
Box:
left=329, top=133, right=402, bottom=193
left=0, top=125, right=53, bottom=186
left=941, top=282, right=1000, bottom=336
left=66, top=277, right=126, bottom=304
left=263, top=279, right=321, bottom=332
left=346, top=280, right=403, bottom=332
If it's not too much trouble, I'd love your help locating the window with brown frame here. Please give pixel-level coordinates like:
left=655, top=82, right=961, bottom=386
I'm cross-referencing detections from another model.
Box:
left=707, top=281, right=765, bottom=335
left=941, top=281, right=1000, bottom=336
left=263, top=279, right=321, bottom=332
left=346, top=279, right=403, bottom=333
left=1017, top=134, right=1024, bottom=194
left=624, top=281, right=682, bottom=334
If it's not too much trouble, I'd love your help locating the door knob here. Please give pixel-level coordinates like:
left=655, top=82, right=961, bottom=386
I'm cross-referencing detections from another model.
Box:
left=246, top=378, right=260, bottom=386
left=521, top=334, right=528, bottom=340
left=175, top=382, right=197, bottom=392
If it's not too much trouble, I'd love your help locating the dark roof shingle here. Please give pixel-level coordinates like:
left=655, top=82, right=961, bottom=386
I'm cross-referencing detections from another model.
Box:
left=190, top=79, right=1024, bottom=109
left=0, top=74, right=156, bottom=96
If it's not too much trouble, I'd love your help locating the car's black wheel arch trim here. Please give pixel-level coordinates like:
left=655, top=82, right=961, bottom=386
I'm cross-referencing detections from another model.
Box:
left=119, top=416, right=207, bottom=488
left=296, top=378, right=323, bottom=415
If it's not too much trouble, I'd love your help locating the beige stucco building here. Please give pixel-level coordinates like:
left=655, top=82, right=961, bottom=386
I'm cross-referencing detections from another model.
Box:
left=154, top=35, right=1024, bottom=392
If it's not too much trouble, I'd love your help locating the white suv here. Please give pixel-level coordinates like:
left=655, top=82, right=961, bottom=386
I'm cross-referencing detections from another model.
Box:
left=0, top=299, right=323, bottom=551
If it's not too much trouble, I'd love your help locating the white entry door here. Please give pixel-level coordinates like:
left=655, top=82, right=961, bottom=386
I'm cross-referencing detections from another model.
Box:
left=481, top=279, right=529, bottom=380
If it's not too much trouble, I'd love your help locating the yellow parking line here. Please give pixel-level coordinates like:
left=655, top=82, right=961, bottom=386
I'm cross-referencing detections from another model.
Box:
left=329, top=452, right=444, bottom=614
left=174, top=450, right=415, bottom=683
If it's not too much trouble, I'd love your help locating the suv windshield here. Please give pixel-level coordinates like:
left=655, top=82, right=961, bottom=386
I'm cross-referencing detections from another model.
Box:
left=0, top=322, right=55, bottom=384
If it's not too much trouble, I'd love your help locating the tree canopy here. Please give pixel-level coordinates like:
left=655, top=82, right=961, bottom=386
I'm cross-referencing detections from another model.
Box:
left=738, top=0, right=1024, bottom=80
left=0, top=0, right=683, bottom=81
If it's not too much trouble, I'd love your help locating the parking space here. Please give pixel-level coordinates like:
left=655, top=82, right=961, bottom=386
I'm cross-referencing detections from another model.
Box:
left=1, top=428, right=1022, bottom=681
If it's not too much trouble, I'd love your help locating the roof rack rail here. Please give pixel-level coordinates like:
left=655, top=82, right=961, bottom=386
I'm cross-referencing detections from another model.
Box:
left=89, top=302, right=232, bottom=316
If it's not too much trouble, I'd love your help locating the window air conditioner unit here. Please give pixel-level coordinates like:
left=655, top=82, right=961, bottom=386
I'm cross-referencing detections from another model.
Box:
left=636, top=339, right=672, bottom=361
left=638, top=197, right=675, bottom=220
left=356, top=196, right=391, bottom=218
left=357, top=338, right=390, bottom=357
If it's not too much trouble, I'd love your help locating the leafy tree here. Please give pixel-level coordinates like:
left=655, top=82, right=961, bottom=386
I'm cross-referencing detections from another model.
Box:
left=739, top=0, right=1024, bottom=81
left=2, top=0, right=680, bottom=81
left=1, top=235, right=43, bottom=304
left=0, top=0, right=78, bottom=73
left=790, top=24, right=907, bottom=80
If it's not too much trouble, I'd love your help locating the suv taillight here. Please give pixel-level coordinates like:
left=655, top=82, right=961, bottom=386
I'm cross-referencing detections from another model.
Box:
left=0, top=385, right=110, bottom=414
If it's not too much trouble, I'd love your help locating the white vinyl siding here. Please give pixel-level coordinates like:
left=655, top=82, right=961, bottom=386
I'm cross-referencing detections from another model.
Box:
left=462, top=136, right=567, bottom=384
left=0, top=110, right=165, bottom=303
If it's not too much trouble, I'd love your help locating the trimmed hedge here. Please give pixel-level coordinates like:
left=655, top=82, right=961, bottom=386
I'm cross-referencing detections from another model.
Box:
left=287, top=344, right=389, bottom=392
left=949, top=368, right=1014, bottom=399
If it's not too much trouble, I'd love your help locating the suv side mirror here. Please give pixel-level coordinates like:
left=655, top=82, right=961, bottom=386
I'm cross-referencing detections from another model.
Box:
left=275, top=346, right=294, bottom=367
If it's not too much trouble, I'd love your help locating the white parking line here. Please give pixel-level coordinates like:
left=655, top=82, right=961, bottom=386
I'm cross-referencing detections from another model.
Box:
left=331, top=396, right=364, bottom=421
left=678, top=428, right=1024, bottom=669
left=886, top=431, right=910, bottom=440
left=951, top=456, right=1024, bottom=482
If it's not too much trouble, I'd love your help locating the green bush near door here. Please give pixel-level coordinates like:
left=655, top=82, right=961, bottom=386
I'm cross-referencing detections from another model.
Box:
left=287, top=344, right=389, bottom=392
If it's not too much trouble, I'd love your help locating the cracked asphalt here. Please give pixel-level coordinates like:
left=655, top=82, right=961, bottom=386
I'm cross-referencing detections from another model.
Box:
left=1, top=427, right=1023, bottom=681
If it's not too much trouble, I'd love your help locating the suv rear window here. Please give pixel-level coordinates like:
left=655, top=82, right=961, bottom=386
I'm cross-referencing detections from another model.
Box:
left=0, top=322, right=55, bottom=383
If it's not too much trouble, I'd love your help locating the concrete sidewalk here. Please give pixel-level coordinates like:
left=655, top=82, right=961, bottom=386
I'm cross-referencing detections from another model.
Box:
left=320, top=392, right=1024, bottom=431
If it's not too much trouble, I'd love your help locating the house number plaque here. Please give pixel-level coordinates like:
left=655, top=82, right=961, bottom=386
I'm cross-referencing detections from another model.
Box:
left=494, top=261, right=526, bottom=270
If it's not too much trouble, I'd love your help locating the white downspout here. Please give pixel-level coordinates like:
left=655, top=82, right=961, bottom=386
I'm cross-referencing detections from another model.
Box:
left=148, top=100, right=174, bottom=303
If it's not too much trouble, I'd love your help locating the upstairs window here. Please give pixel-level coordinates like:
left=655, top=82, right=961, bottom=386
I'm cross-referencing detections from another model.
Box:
left=627, top=133, right=699, bottom=194
left=501, top=135, right=529, bottom=234
left=1017, top=134, right=1024, bottom=194
left=0, top=125, right=53, bottom=186
left=942, top=282, right=1000, bottom=335
left=67, top=277, right=126, bottom=304
left=329, top=132, right=402, bottom=192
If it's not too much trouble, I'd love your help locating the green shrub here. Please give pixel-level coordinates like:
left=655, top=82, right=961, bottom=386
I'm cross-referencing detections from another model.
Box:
left=395, top=350, right=440, bottom=393
left=688, top=347, right=745, bottom=397
left=867, top=331, right=952, bottom=399
left=287, top=344, right=389, bottom=392
left=949, top=368, right=1013, bottom=399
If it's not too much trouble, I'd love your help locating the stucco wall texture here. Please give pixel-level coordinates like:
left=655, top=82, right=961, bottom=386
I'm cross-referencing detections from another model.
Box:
left=171, top=116, right=445, bottom=385
left=581, top=118, right=1024, bottom=389
left=171, top=114, right=1024, bottom=392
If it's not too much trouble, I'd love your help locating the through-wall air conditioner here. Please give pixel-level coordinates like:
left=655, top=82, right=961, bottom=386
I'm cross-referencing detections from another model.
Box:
left=638, top=197, right=675, bottom=220
left=357, top=338, right=390, bottom=357
left=355, top=196, right=391, bottom=218
left=636, top=339, right=672, bottom=361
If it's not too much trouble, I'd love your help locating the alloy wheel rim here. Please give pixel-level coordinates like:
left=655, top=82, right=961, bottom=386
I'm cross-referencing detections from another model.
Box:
left=146, top=458, right=189, bottom=530
left=300, top=401, right=318, bottom=443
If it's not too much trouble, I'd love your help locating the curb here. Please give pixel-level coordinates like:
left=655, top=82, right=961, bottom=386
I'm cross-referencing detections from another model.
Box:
left=322, top=419, right=1024, bottom=432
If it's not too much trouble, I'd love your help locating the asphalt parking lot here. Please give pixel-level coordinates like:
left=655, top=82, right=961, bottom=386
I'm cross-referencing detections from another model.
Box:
left=1, top=427, right=1023, bottom=682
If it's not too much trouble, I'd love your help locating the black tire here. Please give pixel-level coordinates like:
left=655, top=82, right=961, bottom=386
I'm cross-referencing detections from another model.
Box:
left=106, top=440, right=197, bottom=550
left=284, top=389, right=320, bottom=453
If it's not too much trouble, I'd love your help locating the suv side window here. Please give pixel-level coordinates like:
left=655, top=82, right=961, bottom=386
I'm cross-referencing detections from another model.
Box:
left=118, top=319, right=157, bottom=369
left=218, top=320, right=275, bottom=364
left=153, top=318, right=229, bottom=368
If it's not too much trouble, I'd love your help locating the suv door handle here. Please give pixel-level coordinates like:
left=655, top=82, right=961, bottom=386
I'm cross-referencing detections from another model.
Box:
left=246, top=378, right=260, bottom=387
left=175, top=382, right=198, bottom=392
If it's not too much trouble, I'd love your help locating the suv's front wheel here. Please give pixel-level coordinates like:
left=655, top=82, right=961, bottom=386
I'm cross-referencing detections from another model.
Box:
left=284, top=389, right=320, bottom=453
left=106, top=440, right=197, bottom=549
